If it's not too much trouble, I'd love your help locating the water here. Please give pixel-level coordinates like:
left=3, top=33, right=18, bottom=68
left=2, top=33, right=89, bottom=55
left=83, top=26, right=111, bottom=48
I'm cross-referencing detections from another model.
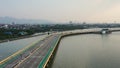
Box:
left=52, top=32, right=120, bottom=68
left=0, top=35, right=47, bottom=61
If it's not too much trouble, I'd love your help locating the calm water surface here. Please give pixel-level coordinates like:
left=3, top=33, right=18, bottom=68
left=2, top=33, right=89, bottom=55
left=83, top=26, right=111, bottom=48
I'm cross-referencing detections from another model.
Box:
left=52, top=32, right=120, bottom=68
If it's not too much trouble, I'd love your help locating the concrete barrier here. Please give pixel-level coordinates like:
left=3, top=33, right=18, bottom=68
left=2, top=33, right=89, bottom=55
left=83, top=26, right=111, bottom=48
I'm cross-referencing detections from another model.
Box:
left=40, top=29, right=120, bottom=68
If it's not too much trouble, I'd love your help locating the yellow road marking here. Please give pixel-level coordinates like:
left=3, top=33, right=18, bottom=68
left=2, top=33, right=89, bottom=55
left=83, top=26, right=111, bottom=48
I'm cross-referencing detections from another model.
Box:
left=43, top=35, right=61, bottom=68
left=15, top=36, right=53, bottom=68
left=14, top=43, right=44, bottom=68
left=0, top=36, right=47, bottom=65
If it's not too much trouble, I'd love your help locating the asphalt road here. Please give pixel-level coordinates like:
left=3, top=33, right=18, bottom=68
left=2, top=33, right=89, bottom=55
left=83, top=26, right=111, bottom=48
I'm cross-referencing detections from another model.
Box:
left=14, top=34, right=59, bottom=68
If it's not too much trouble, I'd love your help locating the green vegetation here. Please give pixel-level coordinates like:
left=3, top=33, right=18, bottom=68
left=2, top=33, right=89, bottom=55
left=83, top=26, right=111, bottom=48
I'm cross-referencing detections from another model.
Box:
left=0, top=24, right=85, bottom=40
left=1, top=23, right=120, bottom=40
left=0, top=28, right=34, bottom=40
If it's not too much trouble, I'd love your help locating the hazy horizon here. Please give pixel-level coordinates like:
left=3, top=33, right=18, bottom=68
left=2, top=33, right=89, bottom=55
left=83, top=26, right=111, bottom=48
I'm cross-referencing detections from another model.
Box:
left=0, top=0, right=120, bottom=23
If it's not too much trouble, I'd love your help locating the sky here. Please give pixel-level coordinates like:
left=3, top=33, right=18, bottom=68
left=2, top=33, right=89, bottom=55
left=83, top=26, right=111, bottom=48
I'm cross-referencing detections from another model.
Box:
left=0, top=0, right=120, bottom=23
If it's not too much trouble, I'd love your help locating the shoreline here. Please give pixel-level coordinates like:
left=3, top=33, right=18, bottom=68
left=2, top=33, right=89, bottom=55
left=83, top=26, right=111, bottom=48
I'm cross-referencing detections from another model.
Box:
left=0, top=33, right=46, bottom=43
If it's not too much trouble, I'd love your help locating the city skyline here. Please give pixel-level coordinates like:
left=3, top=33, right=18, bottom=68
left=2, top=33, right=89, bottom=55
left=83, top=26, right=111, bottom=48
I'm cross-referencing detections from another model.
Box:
left=0, top=0, right=120, bottom=23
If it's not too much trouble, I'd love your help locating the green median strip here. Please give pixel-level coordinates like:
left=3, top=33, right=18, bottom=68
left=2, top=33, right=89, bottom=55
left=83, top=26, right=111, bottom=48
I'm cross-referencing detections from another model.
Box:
left=38, top=35, right=61, bottom=68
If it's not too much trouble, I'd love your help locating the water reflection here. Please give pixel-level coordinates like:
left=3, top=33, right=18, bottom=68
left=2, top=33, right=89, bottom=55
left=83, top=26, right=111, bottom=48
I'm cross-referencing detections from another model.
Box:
left=52, top=32, right=120, bottom=68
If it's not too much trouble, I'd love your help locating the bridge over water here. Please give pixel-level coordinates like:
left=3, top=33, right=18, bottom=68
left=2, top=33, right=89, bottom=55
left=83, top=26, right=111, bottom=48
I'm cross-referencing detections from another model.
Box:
left=0, top=28, right=120, bottom=68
